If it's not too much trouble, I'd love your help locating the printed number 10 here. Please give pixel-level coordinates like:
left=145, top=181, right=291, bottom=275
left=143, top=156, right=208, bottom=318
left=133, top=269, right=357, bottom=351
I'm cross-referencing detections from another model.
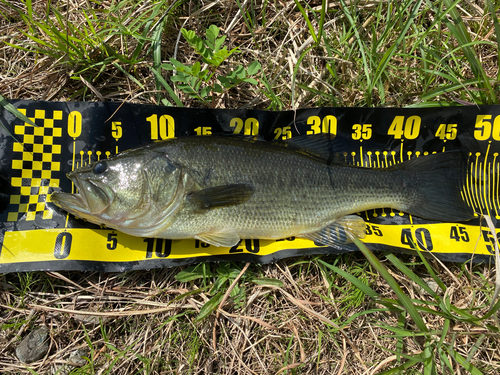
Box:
left=146, top=114, right=175, bottom=140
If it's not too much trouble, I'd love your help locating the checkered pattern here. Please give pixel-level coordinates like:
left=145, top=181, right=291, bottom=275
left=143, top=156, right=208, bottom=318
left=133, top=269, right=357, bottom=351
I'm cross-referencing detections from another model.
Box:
left=7, top=109, right=63, bottom=222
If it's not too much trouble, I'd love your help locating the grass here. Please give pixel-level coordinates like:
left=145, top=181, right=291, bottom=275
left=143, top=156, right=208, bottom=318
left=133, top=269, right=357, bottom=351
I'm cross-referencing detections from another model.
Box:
left=1, top=0, right=500, bottom=374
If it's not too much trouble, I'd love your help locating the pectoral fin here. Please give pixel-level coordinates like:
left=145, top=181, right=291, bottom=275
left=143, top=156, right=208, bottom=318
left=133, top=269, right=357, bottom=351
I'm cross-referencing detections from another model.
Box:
left=195, top=229, right=241, bottom=247
left=188, top=183, right=254, bottom=210
left=303, top=215, right=366, bottom=247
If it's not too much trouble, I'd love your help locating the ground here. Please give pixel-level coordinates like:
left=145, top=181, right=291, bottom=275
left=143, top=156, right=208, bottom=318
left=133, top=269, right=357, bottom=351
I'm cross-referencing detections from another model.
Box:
left=0, top=1, right=499, bottom=374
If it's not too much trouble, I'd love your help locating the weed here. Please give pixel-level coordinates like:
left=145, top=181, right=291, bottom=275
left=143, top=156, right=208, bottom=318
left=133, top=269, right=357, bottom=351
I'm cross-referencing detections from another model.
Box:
left=160, top=25, right=261, bottom=107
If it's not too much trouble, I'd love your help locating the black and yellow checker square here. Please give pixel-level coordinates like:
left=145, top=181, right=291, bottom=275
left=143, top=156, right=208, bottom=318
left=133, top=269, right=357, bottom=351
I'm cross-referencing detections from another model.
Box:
left=7, top=108, right=63, bottom=222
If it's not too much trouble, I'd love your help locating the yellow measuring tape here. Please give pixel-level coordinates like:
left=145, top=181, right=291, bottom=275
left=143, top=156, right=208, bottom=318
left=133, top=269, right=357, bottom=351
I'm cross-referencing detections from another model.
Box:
left=0, top=101, right=498, bottom=272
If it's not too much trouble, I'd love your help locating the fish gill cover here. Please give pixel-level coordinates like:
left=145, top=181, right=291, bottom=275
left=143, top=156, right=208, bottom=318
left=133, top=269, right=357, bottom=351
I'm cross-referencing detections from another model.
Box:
left=0, top=100, right=499, bottom=272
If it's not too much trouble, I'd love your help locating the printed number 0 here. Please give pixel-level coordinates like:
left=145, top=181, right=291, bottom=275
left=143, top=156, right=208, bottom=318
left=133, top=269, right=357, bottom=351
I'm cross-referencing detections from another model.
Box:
left=67, top=111, right=82, bottom=138
left=54, top=232, right=72, bottom=259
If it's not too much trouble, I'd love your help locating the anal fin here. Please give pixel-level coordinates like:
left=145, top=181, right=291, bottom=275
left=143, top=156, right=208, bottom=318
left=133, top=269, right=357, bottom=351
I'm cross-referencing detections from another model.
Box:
left=302, top=215, right=366, bottom=247
left=195, top=229, right=241, bottom=247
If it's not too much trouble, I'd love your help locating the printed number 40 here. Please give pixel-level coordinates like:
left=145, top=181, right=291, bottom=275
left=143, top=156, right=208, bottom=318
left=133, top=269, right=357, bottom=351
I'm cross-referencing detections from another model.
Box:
left=388, top=116, right=420, bottom=140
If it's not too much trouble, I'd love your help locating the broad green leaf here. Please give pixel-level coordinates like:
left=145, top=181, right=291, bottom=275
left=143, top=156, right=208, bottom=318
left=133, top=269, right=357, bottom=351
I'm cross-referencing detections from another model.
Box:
left=168, top=58, right=185, bottom=69
left=170, top=75, right=189, bottom=83
left=247, top=61, right=261, bottom=75
left=206, top=25, right=219, bottom=45
left=191, top=62, right=201, bottom=77
left=213, top=83, right=224, bottom=93
left=160, top=63, right=175, bottom=70
left=244, top=77, right=258, bottom=85
left=181, top=28, right=195, bottom=42
left=196, top=291, right=224, bottom=322
left=217, top=76, right=231, bottom=87
left=175, top=266, right=213, bottom=282
left=215, top=35, right=226, bottom=52
left=234, top=65, right=246, bottom=79
left=200, top=86, right=211, bottom=98
left=177, top=84, right=196, bottom=94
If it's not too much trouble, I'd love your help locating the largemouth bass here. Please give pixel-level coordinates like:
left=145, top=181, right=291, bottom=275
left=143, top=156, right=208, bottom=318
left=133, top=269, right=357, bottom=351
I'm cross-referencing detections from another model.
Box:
left=50, top=136, right=474, bottom=248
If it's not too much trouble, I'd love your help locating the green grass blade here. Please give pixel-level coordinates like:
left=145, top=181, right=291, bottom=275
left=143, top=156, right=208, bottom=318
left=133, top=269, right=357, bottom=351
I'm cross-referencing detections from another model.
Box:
left=446, top=346, right=485, bottom=375
left=487, top=0, right=500, bottom=80
left=439, top=0, right=495, bottom=103
left=370, top=0, right=423, bottom=95
left=113, top=62, right=145, bottom=90
left=0, top=94, right=37, bottom=127
left=376, top=358, right=423, bottom=375
left=317, top=0, right=326, bottom=44
left=150, top=67, right=184, bottom=107
left=339, top=0, right=371, bottom=103
left=291, top=45, right=313, bottom=109
left=317, top=259, right=380, bottom=299
left=293, top=0, right=317, bottom=44
left=350, top=237, right=429, bottom=332
left=385, top=253, right=439, bottom=298
left=151, top=17, right=166, bottom=103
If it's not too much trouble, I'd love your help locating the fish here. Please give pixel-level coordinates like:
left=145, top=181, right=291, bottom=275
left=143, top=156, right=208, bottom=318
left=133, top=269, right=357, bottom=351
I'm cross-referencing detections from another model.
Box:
left=50, top=135, right=474, bottom=248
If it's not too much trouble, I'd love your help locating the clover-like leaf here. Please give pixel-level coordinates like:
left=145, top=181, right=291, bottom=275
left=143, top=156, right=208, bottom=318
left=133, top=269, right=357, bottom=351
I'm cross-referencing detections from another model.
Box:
left=213, top=83, right=224, bottom=93
left=244, top=77, right=258, bottom=85
left=191, top=61, right=201, bottom=77
left=217, top=76, right=232, bottom=88
left=160, top=63, right=175, bottom=70
left=206, top=25, right=220, bottom=45
left=168, top=58, right=185, bottom=69
left=214, top=35, right=226, bottom=52
left=247, top=61, right=261, bottom=75
left=200, top=86, right=211, bottom=98
left=234, top=65, right=246, bottom=79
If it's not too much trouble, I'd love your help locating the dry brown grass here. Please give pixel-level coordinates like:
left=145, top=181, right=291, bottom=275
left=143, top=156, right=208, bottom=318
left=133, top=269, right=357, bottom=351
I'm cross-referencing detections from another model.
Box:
left=1, top=258, right=499, bottom=374
left=1, top=0, right=500, bottom=374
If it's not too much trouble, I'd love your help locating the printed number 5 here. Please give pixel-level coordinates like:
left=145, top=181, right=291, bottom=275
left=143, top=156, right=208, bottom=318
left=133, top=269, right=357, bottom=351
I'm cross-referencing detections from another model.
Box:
left=112, top=122, right=122, bottom=139
left=107, top=232, right=118, bottom=250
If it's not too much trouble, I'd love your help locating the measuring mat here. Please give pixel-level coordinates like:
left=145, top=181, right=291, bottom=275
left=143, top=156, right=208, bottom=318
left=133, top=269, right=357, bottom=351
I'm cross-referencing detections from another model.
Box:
left=0, top=100, right=499, bottom=272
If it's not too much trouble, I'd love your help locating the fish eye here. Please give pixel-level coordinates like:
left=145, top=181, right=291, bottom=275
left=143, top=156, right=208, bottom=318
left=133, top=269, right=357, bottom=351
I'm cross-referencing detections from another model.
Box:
left=93, top=161, right=107, bottom=174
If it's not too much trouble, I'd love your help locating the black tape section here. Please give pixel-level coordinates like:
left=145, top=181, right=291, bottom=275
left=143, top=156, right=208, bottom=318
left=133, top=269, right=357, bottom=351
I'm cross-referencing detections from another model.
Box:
left=0, top=100, right=499, bottom=272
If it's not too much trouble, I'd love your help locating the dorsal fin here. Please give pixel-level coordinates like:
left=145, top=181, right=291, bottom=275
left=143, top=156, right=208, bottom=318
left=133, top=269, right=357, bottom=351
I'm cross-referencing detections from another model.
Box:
left=279, top=134, right=349, bottom=164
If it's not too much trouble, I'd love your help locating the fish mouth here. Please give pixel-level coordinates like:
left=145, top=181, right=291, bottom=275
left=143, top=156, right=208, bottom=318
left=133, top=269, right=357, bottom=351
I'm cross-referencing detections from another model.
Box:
left=50, top=172, right=113, bottom=219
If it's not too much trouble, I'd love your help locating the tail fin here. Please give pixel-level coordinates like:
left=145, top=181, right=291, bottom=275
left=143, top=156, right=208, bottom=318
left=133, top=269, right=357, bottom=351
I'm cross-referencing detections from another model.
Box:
left=394, top=151, right=475, bottom=222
